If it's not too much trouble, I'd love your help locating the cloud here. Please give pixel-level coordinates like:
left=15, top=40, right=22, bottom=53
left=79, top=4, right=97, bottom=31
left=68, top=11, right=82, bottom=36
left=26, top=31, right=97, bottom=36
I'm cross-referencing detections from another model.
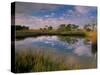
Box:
left=73, top=45, right=92, bottom=57
left=15, top=14, right=74, bottom=29
left=74, top=6, right=97, bottom=15
left=74, top=6, right=88, bottom=14
left=14, top=2, right=97, bottom=29
left=44, top=12, right=55, bottom=18
left=15, top=12, right=96, bottom=29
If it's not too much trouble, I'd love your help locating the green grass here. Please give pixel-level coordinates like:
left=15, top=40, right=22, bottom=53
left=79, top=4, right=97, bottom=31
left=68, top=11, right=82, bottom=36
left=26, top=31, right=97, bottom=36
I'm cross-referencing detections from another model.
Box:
left=16, top=30, right=86, bottom=38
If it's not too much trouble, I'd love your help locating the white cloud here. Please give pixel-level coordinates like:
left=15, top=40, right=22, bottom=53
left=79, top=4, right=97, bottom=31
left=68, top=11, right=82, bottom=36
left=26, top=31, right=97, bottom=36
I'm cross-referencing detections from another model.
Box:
left=15, top=14, right=73, bottom=29
left=44, top=15, right=49, bottom=18
left=15, top=13, right=92, bottom=29
left=44, top=12, right=55, bottom=18
left=74, top=6, right=88, bottom=14
left=74, top=6, right=96, bottom=15
left=14, top=2, right=97, bottom=29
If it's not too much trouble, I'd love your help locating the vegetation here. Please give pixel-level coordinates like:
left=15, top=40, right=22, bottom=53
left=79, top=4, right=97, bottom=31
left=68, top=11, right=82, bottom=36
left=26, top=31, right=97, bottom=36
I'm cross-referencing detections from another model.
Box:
left=12, top=25, right=29, bottom=30
left=15, top=50, right=69, bottom=73
left=57, top=24, right=79, bottom=31
left=15, top=23, right=97, bottom=38
left=15, top=45, right=97, bottom=73
left=16, top=30, right=86, bottom=38
left=85, top=31, right=97, bottom=54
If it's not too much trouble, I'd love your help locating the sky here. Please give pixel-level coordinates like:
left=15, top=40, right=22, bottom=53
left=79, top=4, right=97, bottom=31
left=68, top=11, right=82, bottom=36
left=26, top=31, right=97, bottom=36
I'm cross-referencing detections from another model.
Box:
left=14, top=2, right=97, bottom=29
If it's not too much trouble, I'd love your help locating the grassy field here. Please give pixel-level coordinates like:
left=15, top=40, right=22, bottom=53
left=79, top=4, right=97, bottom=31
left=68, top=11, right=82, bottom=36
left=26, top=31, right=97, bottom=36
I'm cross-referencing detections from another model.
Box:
left=16, top=30, right=86, bottom=38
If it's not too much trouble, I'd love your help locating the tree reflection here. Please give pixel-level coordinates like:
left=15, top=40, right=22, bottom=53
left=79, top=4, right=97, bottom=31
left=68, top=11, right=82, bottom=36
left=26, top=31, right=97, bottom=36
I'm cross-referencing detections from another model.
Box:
left=84, top=38, right=97, bottom=55
left=58, top=36, right=78, bottom=44
left=59, top=36, right=97, bottom=55
left=83, top=39, right=91, bottom=45
left=91, top=42, right=97, bottom=55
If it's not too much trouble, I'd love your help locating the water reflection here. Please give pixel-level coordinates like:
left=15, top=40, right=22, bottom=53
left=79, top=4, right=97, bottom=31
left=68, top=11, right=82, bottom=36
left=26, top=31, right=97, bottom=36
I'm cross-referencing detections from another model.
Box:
left=16, top=36, right=97, bottom=57
left=58, top=36, right=78, bottom=44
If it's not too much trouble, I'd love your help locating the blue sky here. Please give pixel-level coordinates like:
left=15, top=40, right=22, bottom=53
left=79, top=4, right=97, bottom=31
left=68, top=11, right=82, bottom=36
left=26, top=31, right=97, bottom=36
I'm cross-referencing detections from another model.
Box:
left=15, top=2, right=97, bottom=29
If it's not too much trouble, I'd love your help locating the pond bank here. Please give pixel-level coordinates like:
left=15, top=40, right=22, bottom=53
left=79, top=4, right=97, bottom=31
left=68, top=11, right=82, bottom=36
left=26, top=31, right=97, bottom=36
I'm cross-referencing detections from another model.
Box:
left=16, top=30, right=86, bottom=38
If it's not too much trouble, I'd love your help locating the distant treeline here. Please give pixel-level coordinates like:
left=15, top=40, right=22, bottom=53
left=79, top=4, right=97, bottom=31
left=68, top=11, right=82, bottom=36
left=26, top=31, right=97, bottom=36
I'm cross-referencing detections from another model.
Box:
left=39, top=24, right=96, bottom=32
left=12, top=23, right=96, bottom=31
left=11, top=25, right=29, bottom=30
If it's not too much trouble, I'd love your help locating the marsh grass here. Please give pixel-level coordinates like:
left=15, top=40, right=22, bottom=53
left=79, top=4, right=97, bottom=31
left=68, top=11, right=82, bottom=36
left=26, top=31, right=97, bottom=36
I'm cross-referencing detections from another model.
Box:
left=16, top=30, right=86, bottom=38
left=15, top=47, right=97, bottom=73
left=15, top=50, right=69, bottom=73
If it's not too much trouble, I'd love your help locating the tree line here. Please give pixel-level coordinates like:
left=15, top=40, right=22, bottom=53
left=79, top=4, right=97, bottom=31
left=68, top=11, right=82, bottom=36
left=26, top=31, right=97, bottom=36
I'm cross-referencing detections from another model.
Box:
left=11, top=25, right=29, bottom=30
left=12, top=23, right=96, bottom=31
left=39, top=24, right=96, bottom=32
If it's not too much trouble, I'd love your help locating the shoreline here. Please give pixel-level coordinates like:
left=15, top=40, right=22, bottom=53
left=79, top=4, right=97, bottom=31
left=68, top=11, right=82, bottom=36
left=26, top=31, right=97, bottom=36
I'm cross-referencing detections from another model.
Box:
left=16, top=30, right=86, bottom=38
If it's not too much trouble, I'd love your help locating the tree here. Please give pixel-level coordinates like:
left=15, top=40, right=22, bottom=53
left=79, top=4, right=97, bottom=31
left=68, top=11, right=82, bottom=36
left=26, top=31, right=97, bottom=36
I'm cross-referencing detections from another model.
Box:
left=58, top=24, right=66, bottom=31
left=71, top=24, right=79, bottom=30
left=84, top=24, right=92, bottom=31
left=58, top=24, right=79, bottom=31
left=92, top=24, right=96, bottom=31
left=15, top=25, right=29, bottom=30
left=66, top=24, right=72, bottom=31
left=48, top=26, right=53, bottom=30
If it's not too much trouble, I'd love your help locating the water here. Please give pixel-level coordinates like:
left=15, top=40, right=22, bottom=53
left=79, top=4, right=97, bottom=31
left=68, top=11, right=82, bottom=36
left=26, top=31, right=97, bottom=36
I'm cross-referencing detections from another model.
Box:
left=15, top=36, right=97, bottom=69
